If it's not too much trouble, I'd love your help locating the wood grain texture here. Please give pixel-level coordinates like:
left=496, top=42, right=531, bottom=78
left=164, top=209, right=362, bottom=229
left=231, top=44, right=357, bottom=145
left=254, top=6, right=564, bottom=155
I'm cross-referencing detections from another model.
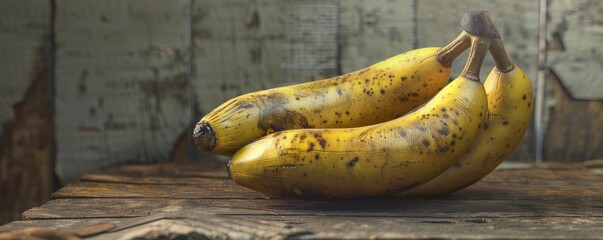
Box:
left=238, top=215, right=603, bottom=239
left=21, top=196, right=603, bottom=220
left=0, top=0, right=53, bottom=225
left=545, top=71, right=603, bottom=161
left=79, top=161, right=230, bottom=184
left=192, top=0, right=340, bottom=114
left=3, top=215, right=602, bottom=240
left=4, top=162, right=602, bottom=239
left=50, top=180, right=264, bottom=200
left=53, top=0, right=192, bottom=184
left=547, top=0, right=603, bottom=100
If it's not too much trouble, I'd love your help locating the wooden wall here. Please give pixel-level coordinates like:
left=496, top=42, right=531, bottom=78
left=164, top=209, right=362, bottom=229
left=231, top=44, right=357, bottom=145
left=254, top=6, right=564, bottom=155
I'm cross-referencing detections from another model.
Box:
left=1, top=0, right=602, bottom=225
left=0, top=0, right=54, bottom=226
left=54, top=0, right=192, bottom=185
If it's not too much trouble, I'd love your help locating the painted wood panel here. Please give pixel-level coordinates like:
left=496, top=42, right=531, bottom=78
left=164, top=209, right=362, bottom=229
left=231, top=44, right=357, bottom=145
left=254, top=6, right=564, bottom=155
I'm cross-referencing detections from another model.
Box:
left=0, top=1, right=51, bottom=137
left=339, top=0, right=416, bottom=73
left=54, top=0, right=191, bottom=184
left=547, top=0, right=603, bottom=100
left=0, top=0, right=53, bottom=225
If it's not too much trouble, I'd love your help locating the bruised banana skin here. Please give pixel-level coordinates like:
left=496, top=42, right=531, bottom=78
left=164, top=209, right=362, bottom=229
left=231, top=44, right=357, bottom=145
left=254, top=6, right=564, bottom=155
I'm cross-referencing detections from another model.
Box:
left=228, top=76, right=487, bottom=199
left=197, top=48, right=455, bottom=156
left=398, top=66, right=533, bottom=197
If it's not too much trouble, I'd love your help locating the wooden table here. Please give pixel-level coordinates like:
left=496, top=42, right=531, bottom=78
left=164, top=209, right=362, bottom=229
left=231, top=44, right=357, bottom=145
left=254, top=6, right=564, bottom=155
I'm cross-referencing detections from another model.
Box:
left=1, top=161, right=602, bottom=239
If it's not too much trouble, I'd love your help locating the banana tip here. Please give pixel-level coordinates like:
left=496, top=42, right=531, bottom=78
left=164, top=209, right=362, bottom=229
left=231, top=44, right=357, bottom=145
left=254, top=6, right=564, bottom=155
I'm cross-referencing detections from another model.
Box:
left=193, top=120, right=216, bottom=151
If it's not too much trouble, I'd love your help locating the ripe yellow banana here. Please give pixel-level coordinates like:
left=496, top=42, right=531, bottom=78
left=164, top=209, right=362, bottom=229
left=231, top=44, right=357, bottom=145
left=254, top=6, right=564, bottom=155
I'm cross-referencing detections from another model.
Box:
left=397, top=39, right=533, bottom=197
left=194, top=32, right=471, bottom=156
left=227, top=36, right=490, bottom=199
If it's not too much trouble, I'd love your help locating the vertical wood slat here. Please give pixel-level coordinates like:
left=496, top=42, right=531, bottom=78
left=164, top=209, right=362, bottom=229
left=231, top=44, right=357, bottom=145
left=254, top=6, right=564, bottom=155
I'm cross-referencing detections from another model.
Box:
left=53, top=0, right=192, bottom=184
left=339, top=0, right=416, bottom=73
left=0, top=0, right=53, bottom=225
left=0, top=1, right=52, bottom=137
left=544, top=72, right=603, bottom=162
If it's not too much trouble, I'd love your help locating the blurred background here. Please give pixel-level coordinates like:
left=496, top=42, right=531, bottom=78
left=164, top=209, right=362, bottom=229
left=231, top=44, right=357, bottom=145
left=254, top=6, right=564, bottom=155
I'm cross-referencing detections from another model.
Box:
left=1, top=0, right=602, bottom=225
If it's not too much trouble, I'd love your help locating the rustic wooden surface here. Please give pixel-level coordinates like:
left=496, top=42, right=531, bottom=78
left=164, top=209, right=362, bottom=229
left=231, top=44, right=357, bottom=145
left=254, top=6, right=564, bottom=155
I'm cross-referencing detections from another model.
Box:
left=1, top=162, right=602, bottom=239
left=0, top=0, right=54, bottom=225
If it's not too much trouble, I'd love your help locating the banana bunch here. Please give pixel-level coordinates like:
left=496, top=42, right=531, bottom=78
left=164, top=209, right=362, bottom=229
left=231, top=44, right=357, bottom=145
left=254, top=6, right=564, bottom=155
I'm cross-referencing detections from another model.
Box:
left=194, top=32, right=470, bottom=156
left=193, top=10, right=533, bottom=199
left=397, top=38, right=533, bottom=197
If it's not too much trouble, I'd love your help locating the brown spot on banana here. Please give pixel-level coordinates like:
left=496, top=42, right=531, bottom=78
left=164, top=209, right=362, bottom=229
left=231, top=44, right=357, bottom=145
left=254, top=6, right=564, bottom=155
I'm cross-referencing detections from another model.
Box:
left=307, top=143, right=315, bottom=152
left=347, top=157, right=360, bottom=168
left=259, top=107, right=311, bottom=132
left=438, top=126, right=450, bottom=136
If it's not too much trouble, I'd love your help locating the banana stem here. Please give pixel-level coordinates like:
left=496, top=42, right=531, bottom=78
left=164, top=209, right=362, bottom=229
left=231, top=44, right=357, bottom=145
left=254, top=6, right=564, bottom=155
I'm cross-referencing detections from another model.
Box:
left=460, top=36, right=491, bottom=81
left=460, top=9, right=515, bottom=74
left=436, top=31, right=471, bottom=67
left=489, top=38, right=515, bottom=73
left=461, top=10, right=501, bottom=39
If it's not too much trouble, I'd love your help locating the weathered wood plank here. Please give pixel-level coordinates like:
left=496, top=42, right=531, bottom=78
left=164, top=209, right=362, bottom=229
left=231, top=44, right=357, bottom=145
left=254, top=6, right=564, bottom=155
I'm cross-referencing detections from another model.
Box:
left=0, top=0, right=53, bottom=225
left=54, top=0, right=192, bottom=184
left=546, top=0, right=603, bottom=100
left=192, top=0, right=340, bottom=114
left=338, top=0, right=415, bottom=73
left=0, top=215, right=308, bottom=240
left=21, top=197, right=603, bottom=220
left=4, top=215, right=603, bottom=240
left=79, top=161, right=229, bottom=184
left=50, top=180, right=264, bottom=200
left=0, top=219, right=123, bottom=232
left=9, top=164, right=603, bottom=239
left=544, top=72, right=603, bottom=161
left=543, top=1, right=603, bottom=161
left=239, top=215, right=603, bottom=239
left=417, top=0, right=540, bottom=161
